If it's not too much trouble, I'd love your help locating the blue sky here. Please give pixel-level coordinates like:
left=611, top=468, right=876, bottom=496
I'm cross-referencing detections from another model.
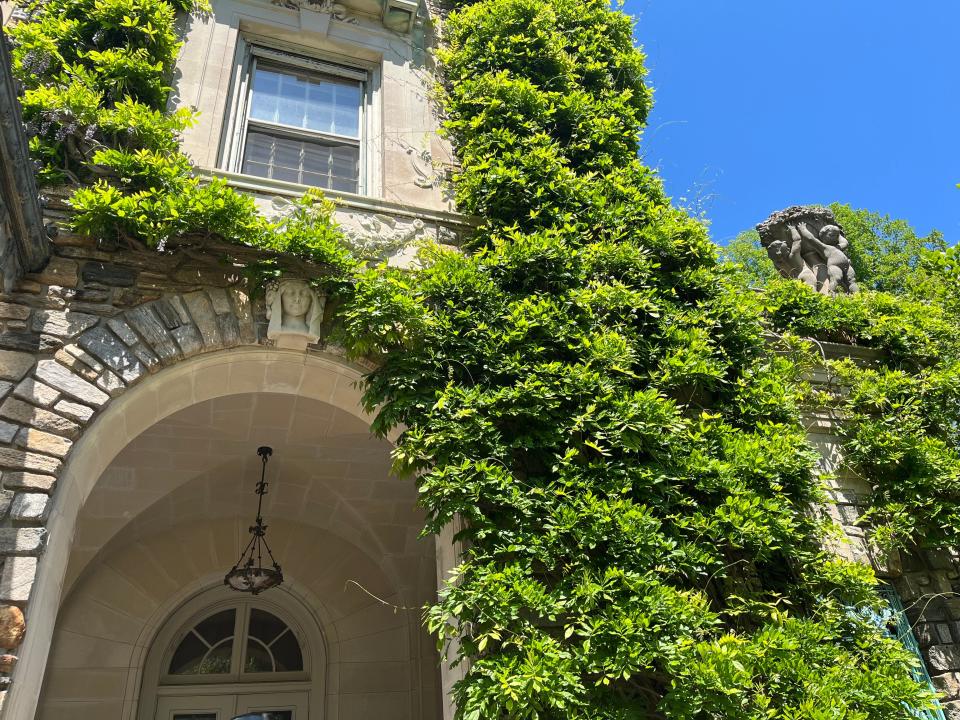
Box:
left=627, top=1, right=959, bottom=245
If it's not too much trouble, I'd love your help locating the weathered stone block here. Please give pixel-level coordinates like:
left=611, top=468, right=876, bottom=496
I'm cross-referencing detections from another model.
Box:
left=27, top=257, right=78, bottom=288
left=1, top=472, right=55, bottom=494
left=104, top=317, right=138, bottom=345
left=129, top=341, right=159, bottom=370
left=0, top=398, right=80, bottom=439
left=14, top=428, right=72, bottom=458
left=34, top=359, right=108, bottom=406
left=10, top=493, right=48, bottom=524
left=12, top=378, right=58, bottom=407
left=0, top=423, right=16, bottom=445
left=0, top=606, right=24, bottom=649
left=0, top=491, right=12, bottom=520
left=0, top=447, right=60, bottom=475
left=0, top=332, right=47, bottom=353
left=80, top=261, right=138, bottom=287
left=0, top=351, right=35, bottom=383
left=0, top=655, right=16, bottom=674
left=30, top=310, right=98, bottom=339
left=53, top=400, right=93, bottom=423
left=0, top=529, right=45, bottom=558
left=62, top=344, right=103, bottom=373
left=207, top=288, right=232, bottom=315
left=126, top=306, right=180, bottom=363
left=0, top=557, right=36, bottom=603
left=217, top=313, right=241, bottom=347
left=96, top=370, right=124, bottom=396
left=171, top=324, right=203, bottom=357
left=934, top=671, right=960, bottom=699
left=153, top=299, right=183, bottom=330
left=230, top=287, right=256, bottom=344
left=929, top=644, right=960, bottom=673
left=0, top=305, right=29, bottom=322
left=77, top=326, right=145, bottom=383
left=53, top=349, right=98, bottom=383
left=182, top=291, right=221, bottom=347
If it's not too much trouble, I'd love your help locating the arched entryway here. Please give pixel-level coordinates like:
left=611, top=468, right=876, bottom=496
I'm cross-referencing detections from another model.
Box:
left=9, top=350, right=442, bottom=720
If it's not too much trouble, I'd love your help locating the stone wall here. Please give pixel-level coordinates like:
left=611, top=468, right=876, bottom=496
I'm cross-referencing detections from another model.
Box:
left=807, top=349, right=960, bottom=719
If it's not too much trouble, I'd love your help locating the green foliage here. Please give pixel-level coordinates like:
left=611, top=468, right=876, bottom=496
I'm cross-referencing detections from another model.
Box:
left=7, top=0, right=352, bottom=278
left=721, top=229, right=779, bottom=287
left=340, top=0, right=935, bottom=715
left=762, top=276, right=960, bottom=555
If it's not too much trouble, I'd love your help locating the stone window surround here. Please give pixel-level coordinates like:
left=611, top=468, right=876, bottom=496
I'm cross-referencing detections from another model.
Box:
left=218, top=35, right=378, bottom=197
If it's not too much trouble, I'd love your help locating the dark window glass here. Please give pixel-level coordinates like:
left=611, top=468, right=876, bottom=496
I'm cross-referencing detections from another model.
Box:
left=245, top=638, right=274, bottom=673
left=169, top=609, right=236, bottom=675
left=244, top=609, right=303, bottom=673
left=169, top=632, right=208, bottom=675
left=194, top=610, right=235, bottom=646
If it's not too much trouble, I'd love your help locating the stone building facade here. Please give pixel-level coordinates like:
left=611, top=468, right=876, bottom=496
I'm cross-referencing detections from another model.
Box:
left=1, top=0, right=959, bottom=719
left=0, top=0, right=468, bottom=717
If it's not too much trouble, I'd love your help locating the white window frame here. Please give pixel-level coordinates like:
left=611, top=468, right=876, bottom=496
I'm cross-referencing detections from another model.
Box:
left=220, top=36, right=378, bottom=197
left=138, top=585, right=326, bottom=720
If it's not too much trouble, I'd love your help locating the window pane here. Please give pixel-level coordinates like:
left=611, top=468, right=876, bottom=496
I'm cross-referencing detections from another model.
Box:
left=270, top=629, right=304, bottom=672
left=276, top=71, right=307, bottom=127
left=245, top=638, right=274, bottom=673
left=249, top=69, right=282, bottom=124
left=250, top=64, right=360, bottom=139
left=242, top=130, right=358, bottom=191
left=249, top=609, right=287, bottom=644
left=173, top=715, right=217, bottom=720
left=169, top=632, right=207, bottom=675
left=194, top=610, right=235, bottom=646
left=198, top=639, right=233, bottom=674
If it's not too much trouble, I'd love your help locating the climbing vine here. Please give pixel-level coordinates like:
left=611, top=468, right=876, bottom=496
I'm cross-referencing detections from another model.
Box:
left=6, top=0, right=952, bottom=715
left=6, top=0, right=355, bottom=279
left=341, top=0, right=940, bottom=716
left=763, top=276, right=960, bottom=555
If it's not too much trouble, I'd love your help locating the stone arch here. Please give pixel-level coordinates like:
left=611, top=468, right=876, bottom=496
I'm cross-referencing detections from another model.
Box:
left=0, top=285, right=424, bottom=719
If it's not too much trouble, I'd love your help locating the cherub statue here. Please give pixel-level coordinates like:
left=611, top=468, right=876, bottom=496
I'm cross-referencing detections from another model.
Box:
left=795, top=222, right=859, bottom=294
left=756, top=205, right=859, bottom=295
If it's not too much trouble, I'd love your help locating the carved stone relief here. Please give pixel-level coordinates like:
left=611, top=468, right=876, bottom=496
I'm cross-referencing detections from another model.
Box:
left=756, top=205, right=859, bottom=295
left=265, top=278, right=326, bottom=350
left=267, top=195, right=462, bottom=267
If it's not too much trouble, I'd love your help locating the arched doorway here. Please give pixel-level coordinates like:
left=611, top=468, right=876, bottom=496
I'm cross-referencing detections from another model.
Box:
left=22, top=350, right=442, bottom=720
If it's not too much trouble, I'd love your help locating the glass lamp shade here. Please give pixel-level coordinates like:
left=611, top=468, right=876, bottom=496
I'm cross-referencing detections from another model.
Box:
left=224, top=564, right=283, bottom=595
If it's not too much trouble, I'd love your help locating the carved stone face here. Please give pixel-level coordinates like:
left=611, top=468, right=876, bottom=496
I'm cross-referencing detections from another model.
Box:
left=767, top=239, right=789, bottom=260
left=281, top=283, right=312, bottom=318
left=819, top=225, right=842, bottom=245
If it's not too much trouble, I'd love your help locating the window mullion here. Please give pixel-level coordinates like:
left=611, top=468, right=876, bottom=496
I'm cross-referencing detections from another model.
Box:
left=245, top=118, right=359, bottom=146
left=230, top=603, right=247, bottom=679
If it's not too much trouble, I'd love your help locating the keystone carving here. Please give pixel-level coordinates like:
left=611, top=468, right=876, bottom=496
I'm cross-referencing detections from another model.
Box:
left=265, top=278, right=325, bottom=350
left=757, top=205, right=859, bottom=295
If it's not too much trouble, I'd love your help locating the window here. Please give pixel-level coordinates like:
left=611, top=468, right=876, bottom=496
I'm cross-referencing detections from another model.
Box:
left=166, top=606, right=304, bottom=680
left=231, top=46, right=367, bottom=194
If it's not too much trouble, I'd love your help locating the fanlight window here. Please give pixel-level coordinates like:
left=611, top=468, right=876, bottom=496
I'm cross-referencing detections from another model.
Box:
left=167, top=605, right=304, bottom=680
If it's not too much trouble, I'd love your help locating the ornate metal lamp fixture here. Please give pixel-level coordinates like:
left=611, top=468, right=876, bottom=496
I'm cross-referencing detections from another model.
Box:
left=225, top=446, right=283, bottom=594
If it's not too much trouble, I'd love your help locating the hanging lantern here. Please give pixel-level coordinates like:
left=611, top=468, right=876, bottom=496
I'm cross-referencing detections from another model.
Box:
left=225, top=446, right=283, bottom=594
